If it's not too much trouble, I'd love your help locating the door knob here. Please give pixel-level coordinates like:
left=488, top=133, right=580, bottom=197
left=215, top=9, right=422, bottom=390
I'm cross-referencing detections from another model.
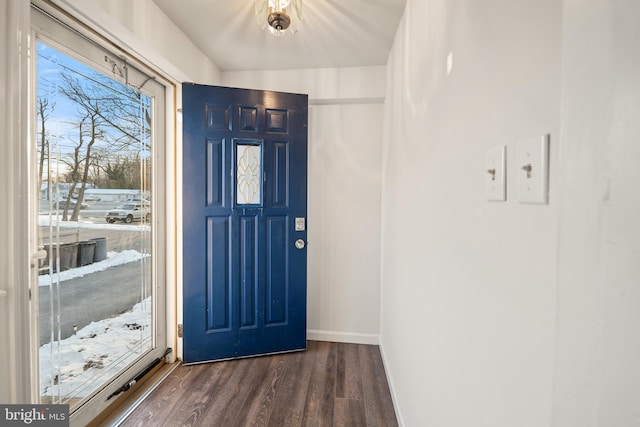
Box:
left=294, top=239, right=306, bottom=249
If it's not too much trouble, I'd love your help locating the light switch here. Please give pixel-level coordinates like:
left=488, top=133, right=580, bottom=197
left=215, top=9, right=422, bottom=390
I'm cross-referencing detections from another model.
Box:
left=517, top=135, right=550, bottom=204
left=486, top=145, right=506, bottom=201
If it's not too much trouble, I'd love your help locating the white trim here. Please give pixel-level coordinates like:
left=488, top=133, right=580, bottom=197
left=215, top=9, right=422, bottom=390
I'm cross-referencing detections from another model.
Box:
left=309, top=97, right=385, bottom=106
left=0, top=0, right=32, bottom=404
left=307, top=329, right=379, bottom=345
left=378, top=337, right=405, bottom=427
left=175, top=88, right=184, bottom=361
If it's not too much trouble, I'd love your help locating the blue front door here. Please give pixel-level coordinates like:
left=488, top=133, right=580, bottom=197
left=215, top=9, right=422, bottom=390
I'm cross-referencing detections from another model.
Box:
left=182, top=84, right=308, bottom=363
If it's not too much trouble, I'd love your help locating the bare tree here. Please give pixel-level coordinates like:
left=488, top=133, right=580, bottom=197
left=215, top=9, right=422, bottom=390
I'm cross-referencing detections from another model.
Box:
left=60, top=113, right=103, bottom=221
left=37, top=97, right=55, bottom=200
left=97, top=87, right=151, bottom=151
left=100, top=153, right=150, bottom=189
left=58, top=74, right=108, bottom=221
left=65, top=73, right=151, bottom=150
left=55, top=70, right=151, bottom=220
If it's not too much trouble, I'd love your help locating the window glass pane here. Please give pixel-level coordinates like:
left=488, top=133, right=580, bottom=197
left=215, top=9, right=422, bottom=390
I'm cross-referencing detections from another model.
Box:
left=36, top=41, right=153, bottom=408
left=236, top=143, right=262, bottom=205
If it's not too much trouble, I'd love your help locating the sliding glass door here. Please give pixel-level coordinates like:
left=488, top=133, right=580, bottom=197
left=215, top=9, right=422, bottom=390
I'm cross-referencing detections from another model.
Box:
left=31, top=5, right=167, bottom=423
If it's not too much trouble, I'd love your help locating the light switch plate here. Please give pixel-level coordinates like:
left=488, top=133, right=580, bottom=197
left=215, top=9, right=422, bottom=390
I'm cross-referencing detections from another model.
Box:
left=517, top=135, right=550, bottom=204
left=486, top=145, right=506, bottom=201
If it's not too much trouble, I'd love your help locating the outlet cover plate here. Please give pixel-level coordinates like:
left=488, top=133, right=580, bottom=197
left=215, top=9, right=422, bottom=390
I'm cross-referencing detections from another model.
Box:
left=517, top=135, right=549, bottom=204
left=486, top=145, right=506, bottom=201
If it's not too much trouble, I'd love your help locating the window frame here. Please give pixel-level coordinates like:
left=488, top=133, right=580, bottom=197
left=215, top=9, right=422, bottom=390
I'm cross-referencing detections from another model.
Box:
left=29, top=3, right=173, bottom=424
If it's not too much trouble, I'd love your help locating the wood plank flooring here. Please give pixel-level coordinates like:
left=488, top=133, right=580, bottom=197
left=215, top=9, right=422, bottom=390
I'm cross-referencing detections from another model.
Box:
left=120, top=341, right=397, bottom=427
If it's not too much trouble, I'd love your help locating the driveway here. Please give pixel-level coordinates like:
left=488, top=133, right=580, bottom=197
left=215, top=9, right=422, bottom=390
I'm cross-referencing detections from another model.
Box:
left=38, top=261, right=148, bottom=346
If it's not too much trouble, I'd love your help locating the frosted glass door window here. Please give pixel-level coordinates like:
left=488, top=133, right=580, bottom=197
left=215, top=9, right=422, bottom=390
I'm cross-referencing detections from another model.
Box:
left=236, top=143, right=262, bottom=205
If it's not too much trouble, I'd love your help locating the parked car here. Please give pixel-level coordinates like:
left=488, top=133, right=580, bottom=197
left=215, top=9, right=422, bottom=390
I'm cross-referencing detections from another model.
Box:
left=59, top=199, right=89, bottom=209
left=105, top=203, right=151, bottom=224
left=69, top=192, right=101, bottom=202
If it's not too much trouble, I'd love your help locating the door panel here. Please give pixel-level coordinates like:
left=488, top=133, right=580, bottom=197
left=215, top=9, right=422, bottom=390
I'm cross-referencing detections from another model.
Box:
left=206, top=216, right=231, bottom=331
left=239, top=214, right=258, bottom=328
left=266, top=215, right=288, bottom=325
left=271, top=141, right=289, bottom=207
left=206, top=138, right=225, bottom=207
left=183, top=84, right=308, bottom=363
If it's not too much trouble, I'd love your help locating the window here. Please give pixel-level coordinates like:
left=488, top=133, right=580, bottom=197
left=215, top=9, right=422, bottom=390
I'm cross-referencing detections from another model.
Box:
left=31, top=5, right=168, bottom=424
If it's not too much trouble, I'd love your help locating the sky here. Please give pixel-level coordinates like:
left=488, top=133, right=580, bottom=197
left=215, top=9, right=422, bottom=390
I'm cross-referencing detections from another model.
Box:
left=37, top=41, right=152, bottom=180
left=37, top=41, right=98, bottom=150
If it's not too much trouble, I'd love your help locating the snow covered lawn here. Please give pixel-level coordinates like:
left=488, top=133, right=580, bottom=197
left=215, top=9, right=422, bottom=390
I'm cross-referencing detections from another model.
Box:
left=40, top=297, right=152, bottom=399
left=39, top=249, right=152, bottom=400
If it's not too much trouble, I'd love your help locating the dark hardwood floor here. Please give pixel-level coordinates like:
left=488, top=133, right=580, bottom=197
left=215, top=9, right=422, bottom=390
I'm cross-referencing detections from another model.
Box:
left=120, top=341, right=398, bottom=427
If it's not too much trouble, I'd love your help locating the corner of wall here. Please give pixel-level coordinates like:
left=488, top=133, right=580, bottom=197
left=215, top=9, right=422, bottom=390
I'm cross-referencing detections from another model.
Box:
left=378, top=335, right=405, bottom=427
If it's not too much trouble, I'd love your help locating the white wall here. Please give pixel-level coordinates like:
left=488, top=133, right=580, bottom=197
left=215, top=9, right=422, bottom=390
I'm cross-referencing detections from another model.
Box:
left=553, top=1, right=640, bottom=426
left=306, top=102, right=382, bottom=343
left=66, top=0, right=221, bottom=84
left=222, top=66, right=385, bottom=102
left=224, top=68, right=384, bottom=343
left=380, top=1, right=561, bottom=425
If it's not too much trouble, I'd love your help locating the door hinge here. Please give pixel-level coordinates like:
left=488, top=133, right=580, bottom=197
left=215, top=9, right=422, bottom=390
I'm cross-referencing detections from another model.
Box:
left=177, top=324, right=183, bottom=338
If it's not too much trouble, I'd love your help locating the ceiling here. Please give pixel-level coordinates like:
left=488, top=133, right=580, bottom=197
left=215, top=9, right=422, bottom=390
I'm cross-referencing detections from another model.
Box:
left=152, top=0, right=407, bottom=72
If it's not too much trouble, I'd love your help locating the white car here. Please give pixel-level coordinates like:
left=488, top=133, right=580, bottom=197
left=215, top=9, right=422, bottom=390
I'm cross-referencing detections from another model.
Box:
left=105, top=203, right=151, bottom=224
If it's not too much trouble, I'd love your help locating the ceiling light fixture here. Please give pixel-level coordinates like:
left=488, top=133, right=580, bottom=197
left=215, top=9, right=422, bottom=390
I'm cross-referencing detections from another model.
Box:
left=255, top=0, right=303, bottom=36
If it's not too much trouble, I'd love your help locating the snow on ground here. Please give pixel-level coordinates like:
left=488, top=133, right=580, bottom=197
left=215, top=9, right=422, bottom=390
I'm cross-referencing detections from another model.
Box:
left=40, top=297, right=152, bottom=399
left=38, top=250, right=149, bottom=287
left=39, top=248, right=152, bottom=399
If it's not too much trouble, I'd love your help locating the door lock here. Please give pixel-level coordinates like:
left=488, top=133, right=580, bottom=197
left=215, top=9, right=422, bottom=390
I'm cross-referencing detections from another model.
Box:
left=294, top=239, right=306, bottom=249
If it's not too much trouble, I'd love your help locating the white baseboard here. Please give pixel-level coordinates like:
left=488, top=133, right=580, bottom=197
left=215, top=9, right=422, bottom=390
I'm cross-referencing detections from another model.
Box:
left=379, top=337, right=405, bottom=427
left=307, top=329, right=379, bottom=345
